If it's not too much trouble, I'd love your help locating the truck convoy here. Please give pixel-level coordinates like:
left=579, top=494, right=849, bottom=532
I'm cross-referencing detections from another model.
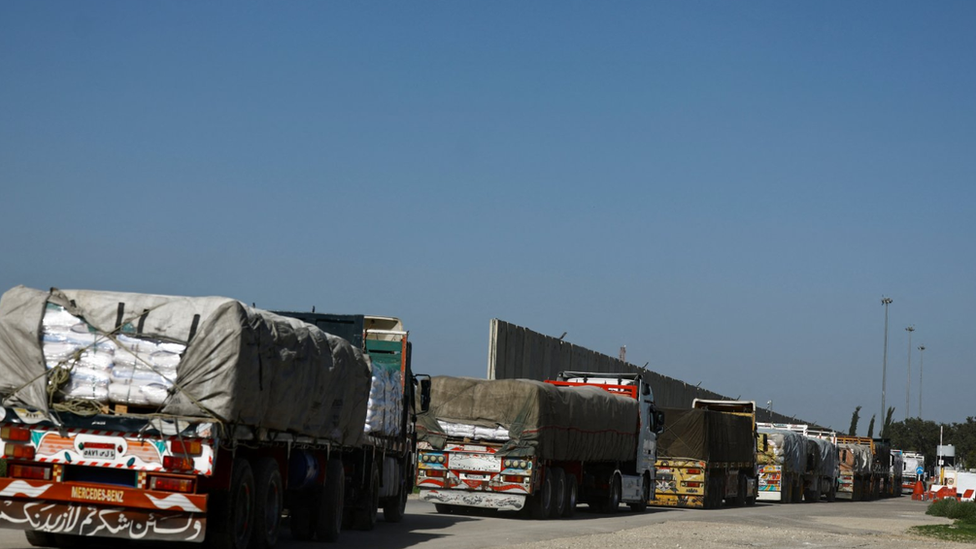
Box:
left=415, top=372, right=663, bottom=518
left=0, top=286, right=429, bottom=548
left=651, top=400, right=757, bottom=509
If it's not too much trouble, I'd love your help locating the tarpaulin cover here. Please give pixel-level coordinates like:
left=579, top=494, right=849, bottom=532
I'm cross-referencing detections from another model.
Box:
left=808, top=437, right=838, bottom=477
left=758, top=428, right=805, bottom=473
left=0, top=286, right=371, bottom=446
left=417, top=376, right=639, bottom=461
left=657, top=407, right=754, bottom=463
left=838, top=443, right=873, bottom=475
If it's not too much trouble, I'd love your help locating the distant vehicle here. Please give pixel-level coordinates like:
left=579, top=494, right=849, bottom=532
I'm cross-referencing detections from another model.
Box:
left=415, top=372, right=663, bottom=518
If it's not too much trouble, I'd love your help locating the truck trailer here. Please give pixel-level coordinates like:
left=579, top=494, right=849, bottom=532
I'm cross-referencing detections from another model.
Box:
left=415, top=372, right=663, bottom=518
left=650, top=400, right=757, bottom=509
left=0, top=286, right=429, bottom=548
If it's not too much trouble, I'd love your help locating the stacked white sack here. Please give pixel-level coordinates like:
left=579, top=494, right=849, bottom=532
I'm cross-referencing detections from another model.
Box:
left=436, top=420, right=511, bottom=442
left=41, top=303, right=185, bottom=407
left=42, top=304, right=113, bottom=403
left=364, top=366, right=404, bottom=437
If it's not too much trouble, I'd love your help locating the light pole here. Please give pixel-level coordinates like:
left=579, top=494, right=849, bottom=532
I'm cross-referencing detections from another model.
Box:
left=918, top=345, right=926, bottom=418
left=881, top=296, right=893, bottom=424
left=905, top=325, right=914, bottom=420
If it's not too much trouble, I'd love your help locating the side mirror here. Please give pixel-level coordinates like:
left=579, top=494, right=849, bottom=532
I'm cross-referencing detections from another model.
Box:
left=416, top=374, right=432, bottom=413
left=653, top=410, right=666, bottom=434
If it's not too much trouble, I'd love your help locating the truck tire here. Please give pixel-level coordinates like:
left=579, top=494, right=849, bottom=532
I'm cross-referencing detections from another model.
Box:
left=731, top=473, right=746, bottom=507
left=527, top=470, right=553, bottom=519
left=24, top=531, right=56, bottom=547
left=382, top=482, right=408, bottom=523
left=826, top=483, right=837, bottom=502
left=315, top=457, right=344, bottom=542
left=549, top=468, right=566, bottom=518
left=251, top=457, right=283, bottom=549
left=289, top=489, right=315, bottom=541
left=352, top=464, right=380, bottom=531
left=597, top=473, right=621, bottom=514
left=791, top=478, right=803, bottom=503
left=562, top=474, right=578, bottom=518
left=209, top=458, right=255, bottom=549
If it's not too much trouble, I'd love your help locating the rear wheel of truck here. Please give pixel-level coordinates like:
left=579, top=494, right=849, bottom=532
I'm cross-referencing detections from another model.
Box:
left=527, top=470, right=554, bottom=519
left=352, top=464, right=380, bottom=531
left=826, top=483, right=837, bottom=502
left=382, top=480, right=409, bottom=523
left=731, top=473, right=746, bottom=507
left=251, top=457, right=283, bottom=549
left=549, top=468, right=566, bottom=518
left=209, top=458, right=255, bottom=549
left=562, top=474, right=578, bottom=518
left=24, top=531, right=56, bottom=547
left=791, top=478, right=803, bottom=503
left=315, top=457, right=344, bottom=542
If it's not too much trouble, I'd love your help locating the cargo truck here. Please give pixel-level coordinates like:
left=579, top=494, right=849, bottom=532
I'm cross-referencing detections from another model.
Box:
left=756, top=424, right=838, bottom=503
left=901, top=451, right=925, bottom=494
left=756, top=424, right=806, bottom=502
left=415, top=372, right=663, bottom=518
left=836, top=436, right=874, bottom=500
left=0, top=286, right=429, bottom=548
left=650, top=400, right=757, bottom=509
left=889, top=449, right=904, bottom=498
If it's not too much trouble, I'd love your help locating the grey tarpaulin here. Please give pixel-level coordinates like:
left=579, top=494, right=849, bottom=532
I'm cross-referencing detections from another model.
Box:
left=838, top=443, right=873, bottom=475
left=808, top=437, right=838, bottom=477
left=0, top=286, right=371, bottom=446
left=758, top=428, right=806, bottom=473
left=657, top=407, right=754, bottom=463
left=417, top=376, right=638, bottom=461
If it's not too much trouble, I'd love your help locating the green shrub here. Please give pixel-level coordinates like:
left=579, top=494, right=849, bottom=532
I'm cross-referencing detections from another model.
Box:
left=926, top=498, right=976, bottom=524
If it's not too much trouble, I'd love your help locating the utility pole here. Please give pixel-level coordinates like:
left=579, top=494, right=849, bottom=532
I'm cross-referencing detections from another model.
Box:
left=905, top=325, right=914, bottom=420
left=881, top=296, right=893, bottom=425
left=918, top=345, right=926, bottom=418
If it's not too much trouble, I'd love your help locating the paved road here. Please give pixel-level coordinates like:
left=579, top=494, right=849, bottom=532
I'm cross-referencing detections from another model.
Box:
left=0, top=496, right=936, bottom=549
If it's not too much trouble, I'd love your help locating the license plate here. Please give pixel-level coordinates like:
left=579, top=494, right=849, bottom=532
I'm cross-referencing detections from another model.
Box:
left=82, top=447, right=116, bottom=460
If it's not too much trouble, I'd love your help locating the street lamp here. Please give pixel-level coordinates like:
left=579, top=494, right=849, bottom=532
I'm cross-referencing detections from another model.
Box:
left=905, top=325, right=914, bottom=420
left=918, top=345, right=926, bottom=419
left=881, top=297, right=893, bottom=424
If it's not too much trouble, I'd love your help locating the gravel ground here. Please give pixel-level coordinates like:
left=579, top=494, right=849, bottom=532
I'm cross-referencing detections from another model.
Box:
left=495, top=513, right=969, bottom=549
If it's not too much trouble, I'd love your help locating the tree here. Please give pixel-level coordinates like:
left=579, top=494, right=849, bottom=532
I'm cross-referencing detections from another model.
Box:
left=867, top=415, right=876, bottom=438
left=849, top=406, right=862, bottom=437
left=882, top=407, right=895, bottom=438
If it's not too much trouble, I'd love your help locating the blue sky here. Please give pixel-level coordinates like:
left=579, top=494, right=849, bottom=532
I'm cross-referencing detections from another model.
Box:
left=2, top=2, right=974, bottom=435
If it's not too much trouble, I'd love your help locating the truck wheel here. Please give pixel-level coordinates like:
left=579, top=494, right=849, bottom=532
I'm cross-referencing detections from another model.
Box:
left=289, top=489, right=315, bottom=541
left=792, top=478, right=803, bottom=503
left=549, top=468, right=566, bottom=518
left=251, top=457, right=283, bottom=549
left=826, top=483, right=837, bottom=502
left=315, top=457, right=344, bottom=542
left=527, top=470, right=553, bottom=519
left=352, top=464, right=380, bottom=531
left=629, top=474, right=650, bottom=513
left=562, top=474, right=578, bottom=518
left=731, top=473, right=746, bottom=507
left=383, top=481, right=408, bottom=523
left=209, top=458, right=255, bottom=549
left=24, top=531, right=56, bottom=547
left=599, top=474, right=621, bottom=514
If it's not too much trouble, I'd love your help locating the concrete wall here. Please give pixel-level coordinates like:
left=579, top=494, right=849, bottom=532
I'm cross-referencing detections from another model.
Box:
left=487, top=319, right=822, bottom=427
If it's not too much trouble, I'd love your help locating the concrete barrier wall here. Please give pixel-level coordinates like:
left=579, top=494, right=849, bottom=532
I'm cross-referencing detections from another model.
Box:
left=487, top=319, right=820, bottom=427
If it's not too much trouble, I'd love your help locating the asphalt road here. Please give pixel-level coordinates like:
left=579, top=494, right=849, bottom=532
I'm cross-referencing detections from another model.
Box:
left=0, top=496, right=941, bottom=549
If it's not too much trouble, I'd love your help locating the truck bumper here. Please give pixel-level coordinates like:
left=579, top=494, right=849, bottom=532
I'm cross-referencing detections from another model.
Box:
left=648, top=493, right=704, bottom=508
left=757, top=490, right=783, bottom=501
left=0, top=498, right=205, bottom=542
left=419, top=489, right=526, bottom=511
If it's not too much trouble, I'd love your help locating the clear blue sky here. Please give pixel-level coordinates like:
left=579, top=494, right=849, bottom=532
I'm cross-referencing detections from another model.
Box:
left=2, top=2, right=974, bottom=435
